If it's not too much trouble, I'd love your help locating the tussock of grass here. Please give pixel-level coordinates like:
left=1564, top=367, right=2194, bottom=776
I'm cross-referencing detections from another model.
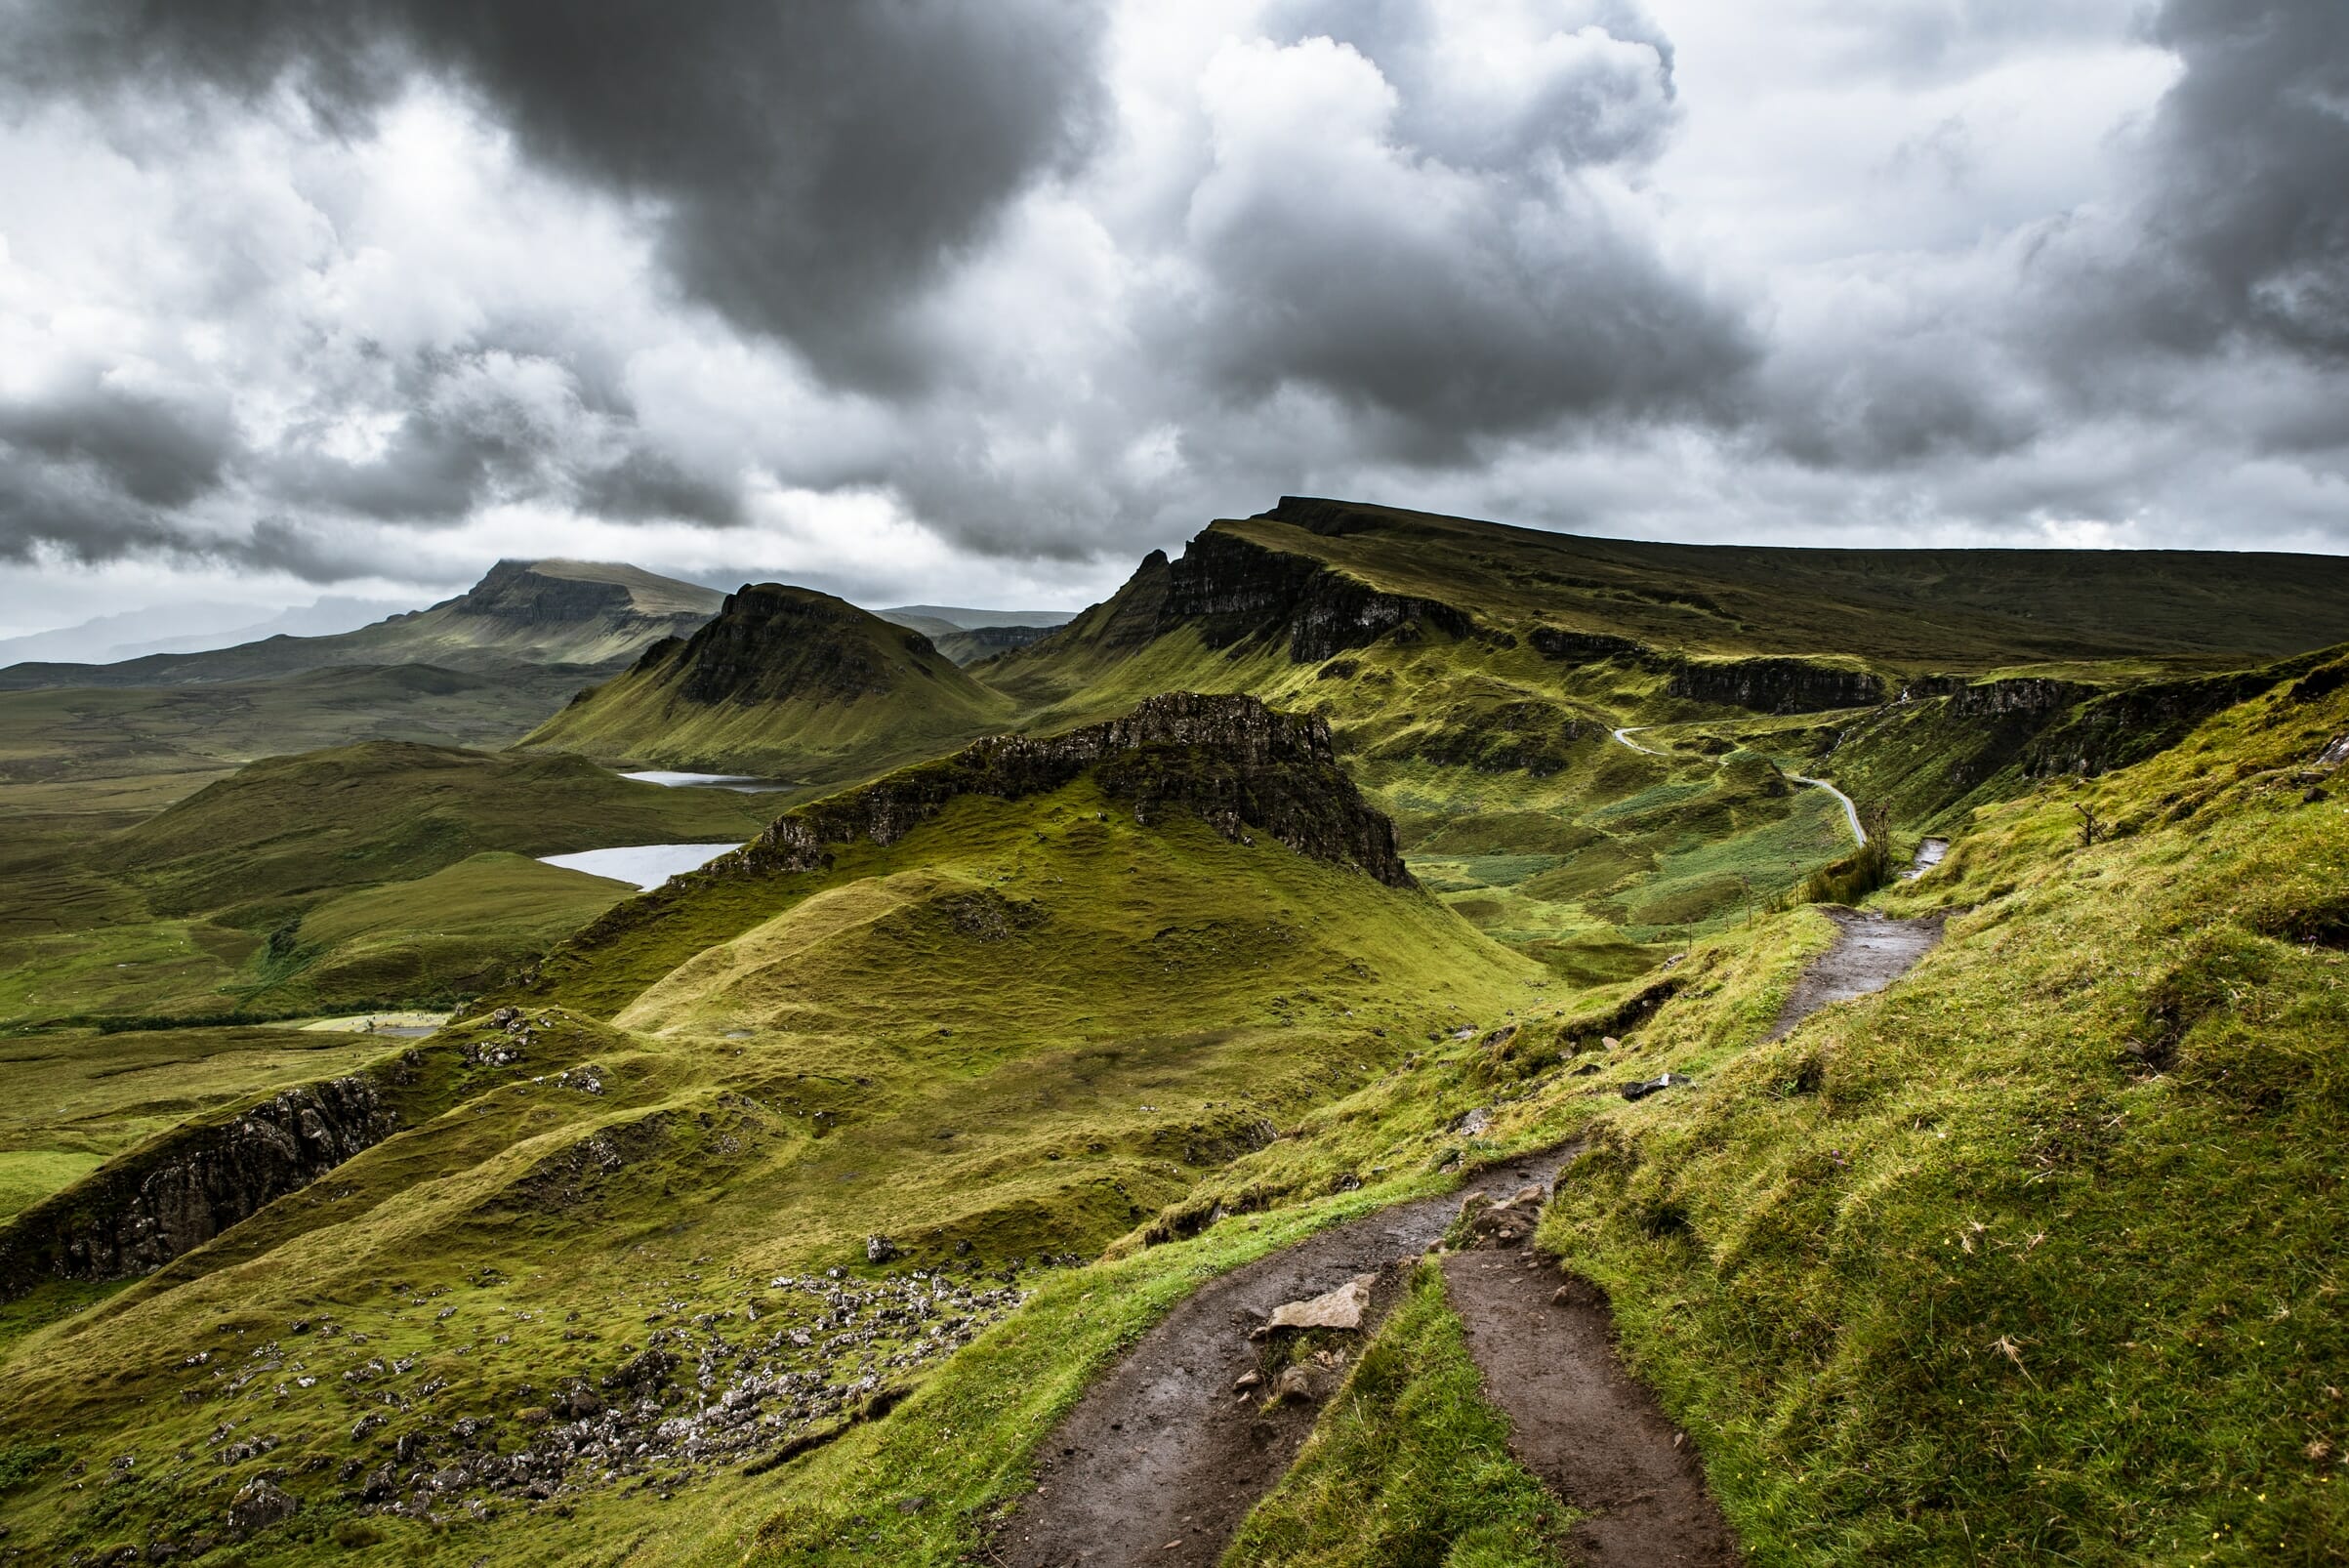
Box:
left=1225, top=1261, right=1576, bottom=1567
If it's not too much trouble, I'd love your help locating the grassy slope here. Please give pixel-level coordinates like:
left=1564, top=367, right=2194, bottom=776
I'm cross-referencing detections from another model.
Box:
left=704, top=652, right=2349, bottom=1568
left=522, top=586, right=1016, bottom=782
left=0, top=772, right=1540, bottom=1564
left=0, top=661, right=598, bottom=805
left=1523, top=663, right=2349, bottom=1565
left=0, top=743, right=773, bottom=1029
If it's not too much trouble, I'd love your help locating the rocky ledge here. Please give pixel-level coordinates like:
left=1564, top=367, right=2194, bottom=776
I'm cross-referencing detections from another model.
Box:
left=0, top=1066, right=411, bottom=1300
left=1080, top=526, right=1473, bottom=665
left=721, top=692, right=1410, bottom=887
left=1668, top=656, right=1887, bottom=714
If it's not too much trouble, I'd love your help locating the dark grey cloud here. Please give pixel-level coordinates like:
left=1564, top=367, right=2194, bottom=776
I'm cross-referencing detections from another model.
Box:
left=0, top=377, right=232, bottom=508
left=0, top=0, right=2344, bottom=613
left=2126, top=0, right=2349, bottom=359
left=4, top=0, right=1109, bottom=390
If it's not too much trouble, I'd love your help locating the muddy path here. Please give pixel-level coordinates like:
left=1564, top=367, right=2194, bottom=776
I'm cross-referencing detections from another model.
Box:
left=995, top=1146, right=1574, bottom=1568
left=1443, top=1250, right=1743, bottom=1566
left=1769, top=905, right=1944, bottom=1040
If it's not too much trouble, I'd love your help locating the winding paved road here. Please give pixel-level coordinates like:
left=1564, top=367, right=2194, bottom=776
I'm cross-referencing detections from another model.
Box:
left=1786, top=772, right=1866, bottom=846
left=1607, top=722, right=1865, bottom=848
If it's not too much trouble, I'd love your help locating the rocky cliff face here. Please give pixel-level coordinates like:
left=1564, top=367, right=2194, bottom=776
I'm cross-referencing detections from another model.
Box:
left=2021, top=668, right=2293, bottom=778
left=0, top=1068, right=409, bottom=1299
left=670, top=584, right=942, bottom=707
left=935, top=624, right=1056, bottom=665
left=1669, top=657, right=1887, bottom=714
left=735, top=692, right=1411, bottom=886
left=1528, top=627, right=1661, bottom=668
left=454, top=561, right=639, bottom=626
left=1074, top=526, right=1474, bottom=666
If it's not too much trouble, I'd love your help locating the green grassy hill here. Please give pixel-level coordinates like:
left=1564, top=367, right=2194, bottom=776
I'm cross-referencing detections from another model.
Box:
left=966, top=498, right=2349, bottom=981
left=520, top=583, right=1017, bottom=782
left=0, top=697, right=1541, bottom=1564
left=5, top=505, right=2348, bottom=1565
left=0, top=559, right=721, bottom=692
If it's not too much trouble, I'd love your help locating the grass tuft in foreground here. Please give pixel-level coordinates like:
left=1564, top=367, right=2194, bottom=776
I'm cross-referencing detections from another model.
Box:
left=1226, top=1259, right=1575, bottom=1568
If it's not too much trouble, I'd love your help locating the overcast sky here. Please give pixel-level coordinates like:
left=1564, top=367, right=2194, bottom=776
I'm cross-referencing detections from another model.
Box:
left=0, top=0, right=2343, bottom=634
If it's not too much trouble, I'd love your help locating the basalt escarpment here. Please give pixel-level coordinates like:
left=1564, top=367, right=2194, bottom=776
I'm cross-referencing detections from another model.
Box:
left=456, top=559, right=643, bottom=627
left=1668, top=656, right=1887, bottom=714
left=2021, top=665, right=2306, bottom=778
left=1046, top=524, right=1475, bottom=666
left=736, top=692, right=1411, bottom=886
left=0, top=1067, right=410, bottom=1300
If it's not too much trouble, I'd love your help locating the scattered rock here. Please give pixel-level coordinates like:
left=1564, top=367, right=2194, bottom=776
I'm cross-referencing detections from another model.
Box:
left=1271, top=1365, right=1321, bottom=1403
left=1232, top=1371, right=1261, bottom=1392
left=1255, top=1273, right=1375, bottom=1336
left=1453, top=1106, right=1493, bottom=1135
left=1620, top=1073, right=1694, bottom=1101
left=1458, top=1185, right=1545, bottom=1248
left=865, top=1235, right=898, bottom=1265
left=227, top=1478, right=298, bottom=1533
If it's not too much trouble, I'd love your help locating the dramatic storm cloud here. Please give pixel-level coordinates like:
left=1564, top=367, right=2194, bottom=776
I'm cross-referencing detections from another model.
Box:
left=0, top=0, right=2341, bottom=630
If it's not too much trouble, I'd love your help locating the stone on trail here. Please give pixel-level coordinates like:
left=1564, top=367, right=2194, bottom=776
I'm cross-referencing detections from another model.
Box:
left=1255, top=1273, right=1376, bottom=1336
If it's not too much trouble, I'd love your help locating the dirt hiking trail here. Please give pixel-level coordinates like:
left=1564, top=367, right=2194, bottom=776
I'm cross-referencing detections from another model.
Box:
left=1443, top=1247, right=1743, bottom=1566
left=1769, top=905, right=1945, bottom=1040
left=996, top=1147, right=1572, bottom=1567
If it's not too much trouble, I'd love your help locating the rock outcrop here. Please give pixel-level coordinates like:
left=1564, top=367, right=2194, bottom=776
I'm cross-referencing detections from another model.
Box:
left=663, top=584, right=942, bottom=707
left=0, top=1069, right=407, bottom=1299
left=453, top=559, right=643, bottom=627
left=734, top=692, right=1413, bottom=886
left=2021, top=668, right=2294, bottom=778
left=1051, top=523, right=1474, bottom=666
left=1668, top=657, right=1887, bottom=714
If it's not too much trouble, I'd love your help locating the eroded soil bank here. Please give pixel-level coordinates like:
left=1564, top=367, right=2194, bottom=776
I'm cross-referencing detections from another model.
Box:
left=1443, top=1251, right=1742, bottom=1566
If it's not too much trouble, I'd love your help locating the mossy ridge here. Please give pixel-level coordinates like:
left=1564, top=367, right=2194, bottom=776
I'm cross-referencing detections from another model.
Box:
left=515, top=692, right=1420, bottom=1017
left=519, top=582, right=1016, bottom=782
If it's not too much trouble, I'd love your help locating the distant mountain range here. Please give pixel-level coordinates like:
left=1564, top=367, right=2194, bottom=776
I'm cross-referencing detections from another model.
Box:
left=0, top=559, right=723, bottom=691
